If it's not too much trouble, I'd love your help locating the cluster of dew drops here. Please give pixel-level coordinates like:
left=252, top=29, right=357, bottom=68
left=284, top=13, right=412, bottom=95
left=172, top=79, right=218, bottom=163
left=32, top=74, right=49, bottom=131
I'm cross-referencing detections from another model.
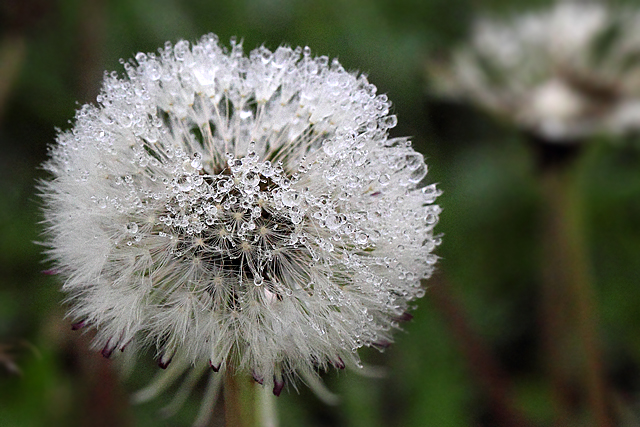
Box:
left=112, top=138, right=384, bottom=292
left=71, top=35, right=444, bottom=304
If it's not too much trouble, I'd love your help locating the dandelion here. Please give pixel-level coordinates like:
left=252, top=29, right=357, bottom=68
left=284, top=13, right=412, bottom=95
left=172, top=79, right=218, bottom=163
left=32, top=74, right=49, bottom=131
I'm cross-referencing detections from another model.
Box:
left=40, top=34, right=441, bottom=424
left=428, top=2, right=640, bottom=142
left=429, top=5, right=618, bottom=425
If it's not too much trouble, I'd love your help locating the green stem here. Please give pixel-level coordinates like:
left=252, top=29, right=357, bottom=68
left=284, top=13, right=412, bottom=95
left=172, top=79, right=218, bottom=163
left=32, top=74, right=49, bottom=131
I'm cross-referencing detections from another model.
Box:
left=540, top=155, right=611, bottom=427
left=540, top=167, right=576, bottom=426
left=224, top=365, right=258, bottom=427
left=257, top=381, right=278, bottom=427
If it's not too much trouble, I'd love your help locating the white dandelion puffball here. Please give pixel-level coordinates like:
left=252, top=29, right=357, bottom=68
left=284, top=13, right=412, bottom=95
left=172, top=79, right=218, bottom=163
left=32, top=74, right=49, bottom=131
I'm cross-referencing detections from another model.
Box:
left=427, top=2, right=640, bottom=141
left=40, top=34, right=441, bottom=391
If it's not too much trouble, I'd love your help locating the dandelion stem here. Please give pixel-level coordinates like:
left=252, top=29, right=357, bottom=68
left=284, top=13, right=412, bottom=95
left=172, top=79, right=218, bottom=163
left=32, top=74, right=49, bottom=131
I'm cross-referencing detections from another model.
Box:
left=540, top=166, right=576, bottom=425
left=536, top=138, right=611, bottom=427
left=224, top=365, right=258, bottom=427
left=257, top=382, right=278, bottom=427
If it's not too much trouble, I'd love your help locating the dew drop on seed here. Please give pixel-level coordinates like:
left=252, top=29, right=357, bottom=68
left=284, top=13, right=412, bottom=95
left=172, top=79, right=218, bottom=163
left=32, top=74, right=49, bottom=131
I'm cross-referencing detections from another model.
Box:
left=378, top=174, right=391, bottom=186
left=356, top=232, right=368, bottom=245
left=191, top=153, right=203, bottom=170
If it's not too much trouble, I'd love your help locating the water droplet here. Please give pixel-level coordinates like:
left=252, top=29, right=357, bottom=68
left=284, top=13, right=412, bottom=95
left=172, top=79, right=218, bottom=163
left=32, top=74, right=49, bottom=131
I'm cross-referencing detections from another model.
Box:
left=244, top=172, right=260, bottom=188
left=125, top=222, right=138, bottom=234
left=191, top=153, right=203, bottom=170
left=421, top=184, right=441, bottom=203
left=355, top=232, right=368, bottom=245
left=325, top=214, right=344, bottom=230
left=175, top=174, right=193, bottom=192
left=281, top=190, right=300, bottom=207
left=378, top=174, right=391, bottom=186
left=174, top=40, right=190, bottom=61
left=381, top=115, right=398, bottom=129
left=135, top=52, right=147, bottom=63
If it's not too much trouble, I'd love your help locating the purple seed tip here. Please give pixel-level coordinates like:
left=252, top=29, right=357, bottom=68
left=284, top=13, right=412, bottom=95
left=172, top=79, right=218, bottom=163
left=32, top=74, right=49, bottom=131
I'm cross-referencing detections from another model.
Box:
left=101, top=343, right=114, bottom=359
left=41, top=269, right=58, bottom=275
left=395, top=312, right=413, bottom=322
left=272, top=377, right=285, bottom=396
left=333, top=357, right=345, bottom=369
left=71, top=320, right=86, bottom=331
left=120, top=339, right=132, bottom=352
left=158, top=357, right=172, bottom=369
left=209, top=360, right=221, bottom=372
left=252, top=372, right=264, bottom=385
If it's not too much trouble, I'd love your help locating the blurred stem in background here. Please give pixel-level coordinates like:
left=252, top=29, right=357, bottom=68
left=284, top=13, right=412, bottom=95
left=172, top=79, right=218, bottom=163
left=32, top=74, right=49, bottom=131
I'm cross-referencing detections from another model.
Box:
left=76, top=338, right=133, bottom=427
left=430, top=276, right=534, bottom=427
left=0, top=35, right=26, bottom=123
left=533, top=136, right=611, bottom=427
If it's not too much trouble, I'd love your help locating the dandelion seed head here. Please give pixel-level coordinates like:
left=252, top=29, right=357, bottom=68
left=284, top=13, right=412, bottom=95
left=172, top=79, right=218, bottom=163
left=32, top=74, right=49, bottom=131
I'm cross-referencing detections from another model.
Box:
left=428, top=2, right=640, bottom=141
left=41, top=34, right=441, bottom=384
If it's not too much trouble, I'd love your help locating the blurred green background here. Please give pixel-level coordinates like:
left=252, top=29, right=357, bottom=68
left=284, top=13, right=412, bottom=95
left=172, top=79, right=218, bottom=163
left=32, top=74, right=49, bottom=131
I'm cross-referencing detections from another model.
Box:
left=2, top=0, right=640, bottom=426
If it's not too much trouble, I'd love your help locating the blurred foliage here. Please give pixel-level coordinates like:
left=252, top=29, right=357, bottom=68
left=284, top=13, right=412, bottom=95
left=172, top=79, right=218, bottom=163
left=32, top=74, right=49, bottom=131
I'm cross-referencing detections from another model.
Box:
left=2, top=0, right=640, bottom=426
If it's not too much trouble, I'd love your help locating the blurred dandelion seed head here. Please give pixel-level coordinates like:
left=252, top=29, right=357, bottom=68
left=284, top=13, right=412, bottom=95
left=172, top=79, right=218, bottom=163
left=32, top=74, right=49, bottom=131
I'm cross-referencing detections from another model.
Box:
left=40, top=34, right=441, bottom=388
left=428, top=2, right=640, bottom=141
